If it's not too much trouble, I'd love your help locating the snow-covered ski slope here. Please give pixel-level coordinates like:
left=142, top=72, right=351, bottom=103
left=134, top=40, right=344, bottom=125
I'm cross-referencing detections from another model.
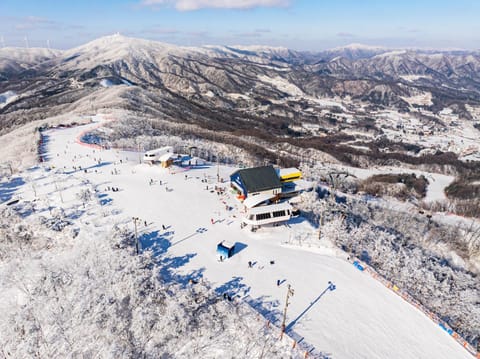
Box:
left=40, top=115, right=471, bottom=359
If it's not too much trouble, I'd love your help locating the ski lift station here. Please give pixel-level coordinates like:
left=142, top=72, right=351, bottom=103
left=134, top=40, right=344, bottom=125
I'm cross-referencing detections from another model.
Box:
left=230, top=165, right=312, bottom=228
left=230, top=165, right=282, bottom=200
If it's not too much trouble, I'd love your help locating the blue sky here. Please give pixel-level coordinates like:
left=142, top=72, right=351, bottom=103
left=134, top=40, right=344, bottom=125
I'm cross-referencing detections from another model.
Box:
left=0, top=0, right=479, bottom=50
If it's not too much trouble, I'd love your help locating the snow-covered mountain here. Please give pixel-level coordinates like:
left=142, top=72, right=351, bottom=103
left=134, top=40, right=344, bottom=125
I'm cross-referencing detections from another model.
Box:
left=202, top=43, right=308, bottom=64
left=320, top=43, right=389, bottom=60
left=2, top=35, right=480, bottom=101
left=1, top=34, right=479, bottom=170
left=0, top=47, right=61, bottom=80
left=47, top=34, right=311, bottom=93
left=59, top=34, right=192, bottom=70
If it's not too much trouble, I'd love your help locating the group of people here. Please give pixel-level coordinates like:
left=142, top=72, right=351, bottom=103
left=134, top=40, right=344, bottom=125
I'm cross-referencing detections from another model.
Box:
left=105, top=186, right=119, bottom=192
left=247, top=261, right=285, bottom=287
left=214, top=186, right=225, bottom=196
left=149, top=178, right=168, bottom=189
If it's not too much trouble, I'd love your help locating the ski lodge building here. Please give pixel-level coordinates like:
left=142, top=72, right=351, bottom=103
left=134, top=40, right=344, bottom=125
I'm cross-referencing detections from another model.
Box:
left=230, top=165, right=310, bottom=228
left=230, top=165, right=282, bottom=200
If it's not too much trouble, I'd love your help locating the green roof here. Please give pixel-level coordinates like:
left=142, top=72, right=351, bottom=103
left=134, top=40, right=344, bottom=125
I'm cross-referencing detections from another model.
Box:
left=233, top=165, right=282, bottom=193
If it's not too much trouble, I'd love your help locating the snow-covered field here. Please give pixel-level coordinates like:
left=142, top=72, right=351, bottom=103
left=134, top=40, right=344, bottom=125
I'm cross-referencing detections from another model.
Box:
left=11, top=115, right=469, bottom=359
left=401, top=91, right=433, bottom=106
left=257, top=75, right=304, bottom=97
left=326, top=164, right=454, bottom=203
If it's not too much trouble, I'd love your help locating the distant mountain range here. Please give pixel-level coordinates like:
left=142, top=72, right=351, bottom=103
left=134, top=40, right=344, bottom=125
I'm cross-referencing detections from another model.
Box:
left=1, top=34, right=479, bottom=146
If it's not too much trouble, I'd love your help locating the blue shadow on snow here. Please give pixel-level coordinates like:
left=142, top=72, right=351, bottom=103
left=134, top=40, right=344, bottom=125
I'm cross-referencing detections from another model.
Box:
left=139, top=229, right=201, bottom=287
left=232, top=242, right=247, bottom=255
left=285, top=282, right=336, bottom=333
left=0, top=177, right=25, bottom=203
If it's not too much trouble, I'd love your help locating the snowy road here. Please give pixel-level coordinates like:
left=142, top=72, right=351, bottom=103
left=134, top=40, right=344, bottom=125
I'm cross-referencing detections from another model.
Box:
left=40, top=116, right=471, bottom=359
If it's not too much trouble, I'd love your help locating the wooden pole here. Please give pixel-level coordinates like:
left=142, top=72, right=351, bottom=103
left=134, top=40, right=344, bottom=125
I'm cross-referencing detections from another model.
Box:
left=133, top=217, right=139, bottom=254
left=281, top=284, right=294, bottom=339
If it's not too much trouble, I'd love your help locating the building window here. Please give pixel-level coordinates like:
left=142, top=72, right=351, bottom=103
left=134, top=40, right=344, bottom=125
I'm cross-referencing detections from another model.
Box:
left=256, top=212, right=271, bottom=221
left=272, top=210, right=286, bottom=218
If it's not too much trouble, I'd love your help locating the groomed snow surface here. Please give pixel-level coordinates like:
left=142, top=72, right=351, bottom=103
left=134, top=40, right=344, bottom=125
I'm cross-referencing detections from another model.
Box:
left=22, top=117, right=473, bottom=358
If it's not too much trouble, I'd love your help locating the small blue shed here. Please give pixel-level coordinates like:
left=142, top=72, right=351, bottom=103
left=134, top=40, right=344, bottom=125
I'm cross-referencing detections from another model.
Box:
left=217, top=241, right=235, bottom=260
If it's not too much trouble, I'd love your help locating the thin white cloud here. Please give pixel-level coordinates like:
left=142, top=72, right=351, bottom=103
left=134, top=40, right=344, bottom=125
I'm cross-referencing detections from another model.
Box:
left=235, top=28, right=271, bottom=37
left=15, top=16, right=57, bottom=30
left=337, top=32, right=355, bottom=38
left=11, top=16, right=84, bottom=31
left=186, top=30, right=209, bottom=37
left=141, top=0, right=291, bottom=11
left=236, top=31, right=263, bottom=38
left=141, top=26, right=180, bottom=34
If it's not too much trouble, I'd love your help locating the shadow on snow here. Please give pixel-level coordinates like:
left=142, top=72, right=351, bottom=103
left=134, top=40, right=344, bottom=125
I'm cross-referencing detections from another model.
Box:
left=0, top=177, right=25, bottom=203
left=215, top=276, right=251, bottom=298
left=286, top=282, right=336, bottom=333
left=245, top=295, right=282, bottom=324
left=139, top=229, right=202, bottom=287
left=38, top=133, right=51, bottom=162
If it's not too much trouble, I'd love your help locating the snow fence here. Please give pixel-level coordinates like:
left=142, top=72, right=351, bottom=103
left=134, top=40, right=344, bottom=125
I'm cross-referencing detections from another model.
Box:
left=350, top=257, right=479, bottom=358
